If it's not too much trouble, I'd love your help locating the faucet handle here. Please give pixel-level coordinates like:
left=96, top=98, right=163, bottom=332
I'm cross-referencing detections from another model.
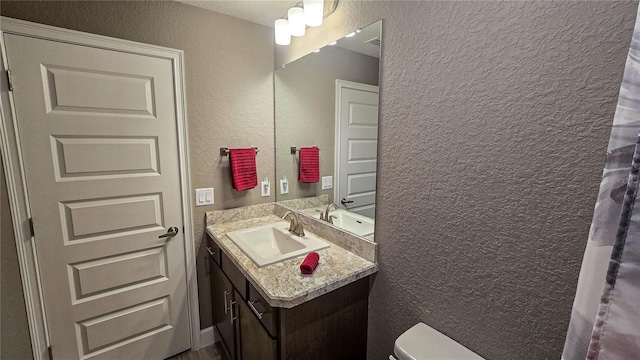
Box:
left=315, top=209, right=325, bottom=221
left=328, top=215, right=337, bottom=224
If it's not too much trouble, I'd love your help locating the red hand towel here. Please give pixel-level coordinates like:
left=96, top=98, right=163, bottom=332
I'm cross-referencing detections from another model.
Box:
left=229, top=148, right=258, bottom=191
left=298, top=147, right=320, bottom=183
left=300, top=252, right=320, bottom=275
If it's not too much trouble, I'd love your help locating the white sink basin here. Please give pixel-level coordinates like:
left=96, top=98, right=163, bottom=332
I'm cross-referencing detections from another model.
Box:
left=323, top=209, right=375, bottom=237
left=225, top=223, right=330, bottom=267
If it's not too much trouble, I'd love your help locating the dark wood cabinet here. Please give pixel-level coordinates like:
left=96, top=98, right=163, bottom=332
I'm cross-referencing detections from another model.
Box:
left=278, top=278, right=368, bottom=360
left=207, top=234, right=368, bottom=360
left=210, top=254, right=238, bottom=360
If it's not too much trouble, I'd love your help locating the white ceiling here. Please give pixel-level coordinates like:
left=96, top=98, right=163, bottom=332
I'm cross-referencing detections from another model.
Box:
left=175, top=0, right=300, bottom=28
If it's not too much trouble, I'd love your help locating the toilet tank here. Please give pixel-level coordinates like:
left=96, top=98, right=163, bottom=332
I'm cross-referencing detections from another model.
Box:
left=393, top=323, right=484, bottom=360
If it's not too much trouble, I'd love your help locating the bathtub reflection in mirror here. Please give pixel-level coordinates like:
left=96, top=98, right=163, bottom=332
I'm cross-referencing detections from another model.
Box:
left=275, top=20, right=382, bottom=240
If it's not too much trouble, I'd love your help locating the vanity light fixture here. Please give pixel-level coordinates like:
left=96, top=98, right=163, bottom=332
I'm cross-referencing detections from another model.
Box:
left=345, top=31, right=356, bottom=38
left=275, top=18, right=291, bottom=45
left=288, top=6, right=306, bottom=37
left=313, top=49, right=320, bottom=53
left=274, top=0, right=338, bottom=46
left=328, top=41, right=337, bottom=45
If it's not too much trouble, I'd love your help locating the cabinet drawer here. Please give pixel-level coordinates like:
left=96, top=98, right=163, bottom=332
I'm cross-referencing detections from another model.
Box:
left=248, top=283, right=278, bottom=338
left=206, top=235, right=221, bottom=267
left=221, top=251, right=247, bottom=300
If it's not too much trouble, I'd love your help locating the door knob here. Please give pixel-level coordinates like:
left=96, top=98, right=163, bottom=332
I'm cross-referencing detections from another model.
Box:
left=158, top=226, right=179, bottom=238
left=340, top=198, right=353, bottom=206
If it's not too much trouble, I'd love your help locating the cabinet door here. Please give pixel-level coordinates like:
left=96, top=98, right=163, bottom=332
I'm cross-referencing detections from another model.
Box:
left=237, top=289, right=278, bottom=360
left=212, top=261, right=237, bottom=359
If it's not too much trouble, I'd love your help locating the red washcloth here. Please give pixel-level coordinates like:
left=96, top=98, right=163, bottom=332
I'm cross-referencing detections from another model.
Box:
left=300, top=252, right=320, bottom=275
left=229, top=148, right=258, bottom=191
left=298, top=147, right=320, bottom=183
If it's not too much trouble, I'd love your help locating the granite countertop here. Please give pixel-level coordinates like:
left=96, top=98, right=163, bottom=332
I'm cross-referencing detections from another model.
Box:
left=206, top=214, right=378, bottom=308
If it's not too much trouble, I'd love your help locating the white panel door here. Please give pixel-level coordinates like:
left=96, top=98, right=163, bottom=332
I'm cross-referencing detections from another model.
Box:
left=4, top=34, right=190, bottom=359
left=336, top=81, right=379, bottom=219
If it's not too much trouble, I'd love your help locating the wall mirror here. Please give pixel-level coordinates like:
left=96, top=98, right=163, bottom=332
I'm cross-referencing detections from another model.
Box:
left=275, top=20, right=382, bottom=240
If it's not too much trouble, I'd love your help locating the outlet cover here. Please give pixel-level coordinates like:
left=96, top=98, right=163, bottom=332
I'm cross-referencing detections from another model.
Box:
left=322, top=176, right=333, bottom=190
left=195, top=188, right=214, bottom=206
left=261, top=179, right=271, bottom=197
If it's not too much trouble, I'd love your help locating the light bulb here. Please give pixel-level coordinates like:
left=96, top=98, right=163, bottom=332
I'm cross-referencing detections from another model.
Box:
left=274, top=19, right=291, bottom=45
left=288, top=7, right=305, bottom=37
left=303, top=0, right=324, bottom=27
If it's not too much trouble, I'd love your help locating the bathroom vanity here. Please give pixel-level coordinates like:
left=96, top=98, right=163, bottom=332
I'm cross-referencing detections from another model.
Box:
left=205, top=203, right=377, bottom=360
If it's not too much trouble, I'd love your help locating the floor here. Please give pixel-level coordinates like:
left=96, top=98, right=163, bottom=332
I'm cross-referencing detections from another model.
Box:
left=166, top=344, right=224, bottom=360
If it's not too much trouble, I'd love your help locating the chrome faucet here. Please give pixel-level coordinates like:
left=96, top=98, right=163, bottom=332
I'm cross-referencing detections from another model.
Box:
left=323, top=203, right=339, bottom=224
left=281, top=211, right=305, bottom=236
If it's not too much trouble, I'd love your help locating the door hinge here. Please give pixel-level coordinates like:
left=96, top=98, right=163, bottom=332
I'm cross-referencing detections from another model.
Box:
left=48, top=345, right=53, bottom=359
left=6, top=70, right=13, bottom=91
left=29, top=217, right=35, bottom=237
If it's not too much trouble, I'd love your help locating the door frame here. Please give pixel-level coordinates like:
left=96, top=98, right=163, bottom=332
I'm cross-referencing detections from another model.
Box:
left=0, top=17, right=200, bottom=359
left=334, top=79, right=379, bottom=207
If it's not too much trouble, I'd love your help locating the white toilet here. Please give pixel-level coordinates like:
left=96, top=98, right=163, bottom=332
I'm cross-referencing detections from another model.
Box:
left=390, top=323, right=485, bottom=360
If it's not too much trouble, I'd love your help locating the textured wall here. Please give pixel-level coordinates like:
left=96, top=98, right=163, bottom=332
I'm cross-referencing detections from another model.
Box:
left=277, top=1, right=637, bottom=359
left=1, top=158, right=33, bottom=359
left=275, top=46, right=378, bottom=202
left=0, top=1, right=274, bottom=330
left=2, top=1, right=636, bottom=358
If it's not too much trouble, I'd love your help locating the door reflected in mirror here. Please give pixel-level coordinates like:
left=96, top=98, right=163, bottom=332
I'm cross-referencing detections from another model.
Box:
left=275, top=20, right=382, bottom=240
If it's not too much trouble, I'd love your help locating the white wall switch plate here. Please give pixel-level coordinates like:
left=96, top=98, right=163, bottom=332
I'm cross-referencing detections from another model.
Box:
left=261, top=178, right=271, bottom=197
left=195, top=188, right=214, bottom=206
left=322, top=176, right=333, bottom=190
left=280, top=178, right=289, bottom=194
